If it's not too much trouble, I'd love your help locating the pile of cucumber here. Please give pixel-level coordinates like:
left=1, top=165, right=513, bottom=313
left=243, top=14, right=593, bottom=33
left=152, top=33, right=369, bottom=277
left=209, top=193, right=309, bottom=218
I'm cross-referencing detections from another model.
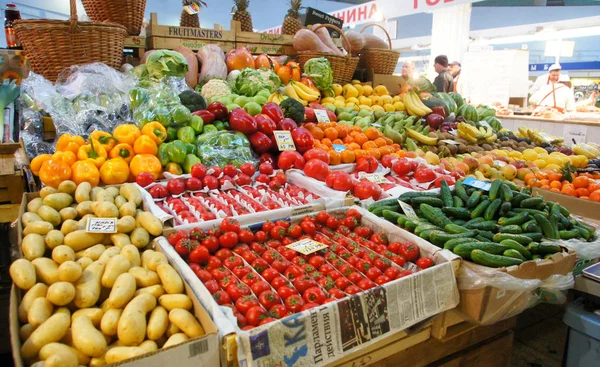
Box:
left=368, top=179, right=597, bottom=268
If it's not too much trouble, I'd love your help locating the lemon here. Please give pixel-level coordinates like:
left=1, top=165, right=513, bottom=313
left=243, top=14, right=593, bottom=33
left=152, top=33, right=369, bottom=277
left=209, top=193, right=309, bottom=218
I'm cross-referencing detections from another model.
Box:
left=371, top=105, right=385, bottom=112
left=334, top=95, right=345, bottom=102
left=342, top=84, right=359, bottom=99
left=392, top=101, right=405, bottom=111
left=392, top=95, right=402, bottom=102
left=370, top=95, right=384, bottom=106
left=373, top=85, right=389, bottom=96
left=383, top=103, right=395, bottom=112
left=533, top=159, right=547, bottom=168
left=332, top=84, right=343, bottom=96
left=533, top=147, right=547, bottom=154
left=576, top=155, right=588, bottom=168
left=333, top=100, right=345, bottom=108
left=546, top=156, right=564, bottom=167
left=362, top=85, right=373, bottom=97
left=545, top=164, right=561, bottom=171
left=353, top=84, right=364, bottom=97
left=345, top=97, right=359, bottom=105
left=321, top=97, right=335, bottom=105
left=522, top=149, right=538, bottom=161
left=508, top=151, right=523, bottom=158
left=381, top=95, right=393, bottom=105
left=358, top=96, right=372, bottom=106
left=358, top=105, right=372, bottom=111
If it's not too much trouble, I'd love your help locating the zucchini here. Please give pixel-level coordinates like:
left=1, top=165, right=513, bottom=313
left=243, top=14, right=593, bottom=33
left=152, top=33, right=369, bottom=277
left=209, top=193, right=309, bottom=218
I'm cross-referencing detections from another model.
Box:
left=454, top=242, right=510, bottom=259
left=454, top=180, right=469, bottom=202
left=420, top=204, right=452, bottom=229
left=471, top=200, right=491, bottom=219
left=520, top=197, right=544, bottom=209
left=453, top=196, right=464, bottom=208
left=500, top=184, right=513, bottom=202
left=467, top=220, right=499, bottom=232
left=412, top=197, right=444, bottom=208
left=443, top=238, right=477, bottom=251
left=527, top=243, right=561, bottom=255
left=499, top=225, right=523, bottom=234
left=430, top=230, right=479, bottom=246
left=521, top=232, right=544, bottom=242
left=499, top=239, right=532, bottom=259
left=484, top=199, right=502, bottom=221
left=471, top=250, right=523, bottom=268
left=533, top=214, right=555, bottom=239
left=442, top=207, right=471, bottom=220
left=499, top=202, right=512, bottom=217
left=559, top=229, right=581, bottom=240
left=498, top=212, right=530, bottom=226
left=466, top=191, right=482, bottom=209
left=445, top=223, right=470, bottom=234
left=492, top=233, right=532, bottom=245
left=503, top=249, right=527, bottom=261
left=440, top=180, right=453, bottom=208
left=488, top=179, right=502, bottom=201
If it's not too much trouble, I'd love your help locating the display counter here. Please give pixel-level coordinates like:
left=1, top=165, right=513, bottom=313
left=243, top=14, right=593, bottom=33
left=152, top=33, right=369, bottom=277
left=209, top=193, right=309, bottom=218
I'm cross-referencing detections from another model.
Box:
left=498, top=115, right=600, bottom=143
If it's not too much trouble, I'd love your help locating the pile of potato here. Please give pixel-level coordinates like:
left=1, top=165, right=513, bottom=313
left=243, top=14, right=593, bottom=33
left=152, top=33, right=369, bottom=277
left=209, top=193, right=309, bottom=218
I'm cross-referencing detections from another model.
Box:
left=10, top=181, right=206, bottom=367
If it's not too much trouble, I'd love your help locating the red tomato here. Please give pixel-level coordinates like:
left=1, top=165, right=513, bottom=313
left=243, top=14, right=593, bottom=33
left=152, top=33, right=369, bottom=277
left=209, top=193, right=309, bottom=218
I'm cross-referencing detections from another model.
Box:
left=384, top=267, right=400, bottom=279
left=219, top=232, right=239, bottom=249
left=206, top=256, right=223, bottom=270
left=293, top=276, right=317, bottom=293
left=251, top=258, right=269, bottom=273
left=357, top=278, right=375, bottom=290
left=345, top=285, right=361, bottom=295
left=300, top=221, right=316, bottom=234
left=269, top=304, right=289, bottom=319
left=397, top=269, right=414, bottom=279
left=241, top=272, right=259, bottom=286
left=259, top=290, right=281, bottom=309
left=303, top=148, right=330, bottom=164
left=414, top=167, right=436, bottom=183
left=261, top=268, right=280, bottom=283
left=391, top=255, right=406, bottom=267
left=416, top=257, right=434, bottom=269
left=284, top=265, right=305, bottom=280
left=213, top=290, right=232, bottom=305
left=136, top=172, right=154, bottom=187
left=259, top=317, right=277, bottom=326
left=355, top=156, right=378, bottom=173
left=215, top=249, right=233, bottom=262
left=276, top=285, right=297, bottom=300
left=434, top=175, right=456, bottom=188
left=334, top=277, right=351, bottom=290
left=347, top=272, right=363, bottom=284
left=392, top=158, right=412, bottom=176
left=278, top=150, right=305, bottom=170
left=375, top=275, right=391, bottom=285
left=303, top=287, right=326, bottom=304
left=236, top=295, right=260, bottom=314
left=251, top=281, right=271, bottom=296
left=381, top=154, right=397, bottom=168
left=190, top=163, right=208, bottom=179
left=259, top=162, right=274, bottom=175
left=304, top=159, right=330, bottom=182
left=366, top=267, right=383, bottom=281
left=325, top=171, right=354, bottom=192
left=270, top=276, right=290, bottom=289
left=329, top=288, right=345, bottom=299
left=284, top=294, right=305, bottom=313
left=204, top=279, right=220, bottom=294
left=246, top=305, right=268, bottom=326
left=195, top=269, right=213, bottom=283
left=387, top=242, right=401, bottom=254
left=399, top=243, right=419, bottom=262
left=353, top=180, right=382, bottom=200
left=223, top=256, right=243, bottom=269
left=232, top=266, right=251, bottom=279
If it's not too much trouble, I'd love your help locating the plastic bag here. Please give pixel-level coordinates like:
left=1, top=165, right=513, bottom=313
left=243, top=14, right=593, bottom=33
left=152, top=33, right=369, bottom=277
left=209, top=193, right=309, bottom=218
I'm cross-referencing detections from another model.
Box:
left=195, top=130, right=257, bottom=168
left=130, top=80, right=191, bottom=129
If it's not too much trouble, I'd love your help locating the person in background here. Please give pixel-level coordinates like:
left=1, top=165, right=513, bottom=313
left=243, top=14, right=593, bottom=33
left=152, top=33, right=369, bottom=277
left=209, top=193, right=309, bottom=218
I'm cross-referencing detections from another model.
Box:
left=401, top=60, right=415, bottom=82
left=530, top=63, right=561, bottom=95
left=529, top=72, right=575, bottom=112
left=449, top=61, right=461, bottom=93
left=433, top=55, right=454, bottom=93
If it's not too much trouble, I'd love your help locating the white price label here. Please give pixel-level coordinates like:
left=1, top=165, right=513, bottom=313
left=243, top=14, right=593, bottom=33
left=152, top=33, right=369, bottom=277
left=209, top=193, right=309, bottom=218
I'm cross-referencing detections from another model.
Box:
left=273, top=130, right=296, bottom=151
left=493, top=160, right=507, bottom=168
left=479, top=120, right=491, bottom=129
left=286, top=238, right=328, bottom=255
left=86, top=218, right=117, bottom=233
left=363, top=173, right=391, bottom=184
left=563, top=125, right=587, bottom=145
left=332, top=144, right=346, bottom=152
left=441, top=139, right=459, bottom=145
left=448, top=129, right=458, bottom=136
left=398, top=200, right=418, bottom=220
left=406, top=262, right=420, bottom=272
left=314, top=109, right=330, bottom=123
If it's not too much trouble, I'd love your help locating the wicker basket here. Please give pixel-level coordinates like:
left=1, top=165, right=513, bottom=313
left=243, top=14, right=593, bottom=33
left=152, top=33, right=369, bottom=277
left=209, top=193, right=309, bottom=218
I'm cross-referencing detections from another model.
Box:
left=358, top=24, right=400, bottom=75
left=82, top=0, right=147, bottom=36
left=14, top=0, right=126, bottom=83
left=297, top=24, right=359, bottom=85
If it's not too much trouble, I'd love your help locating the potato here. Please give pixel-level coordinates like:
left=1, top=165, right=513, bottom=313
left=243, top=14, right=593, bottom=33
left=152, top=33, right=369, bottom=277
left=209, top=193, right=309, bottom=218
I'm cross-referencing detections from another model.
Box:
left=159, top=294, right=192, bottom=311
left=74, top=261, right=106, bottom=308
left=136, top=212, right=163, bottom=236
left=21, top=312, right=70, bottom=359
left=65, top=230, right=105, bottom=252
left=76, top=201, right=93, bottom=217
left=129, top=266, right=160, bottom=287
left=20, top=323, right=36, bottom=341
left=37, top=205, right=62, bottom=226
left=166, top=322, right=180, bottom=337
left=72, top=315, right=107, bottom=357
left=10, top=258, right=37, bottom=290
left=117, top=216, right=136, bottom=233
left=94, top=202, right=119, bottom=218
left=89, top=356, right=106, bottom=367
left=59, top=207, right=78, bottom=222
left=18, top=283, right=48, bottom=323
left=46, top=282, right=75, bottom=306
left=40, top=186, right=59, bottom=199
left=60, top=219, right=81, bottom=235
left=75, top=182, right=91, bottom=203
left=72, top=308, right=104, bottom=327
left=78, top=214, right=97, bottom=229
left=76, top=244, right=106, bottom=261
left=54, top=307, right=71, bottom=317
left=105, top=346, right=147, bottom=364
left=58, top=261, right=82, bottom=282
left=58, top=180, right=77, bottom=195
left=169, top=308, right=204, bottom=338
left=43, top=349, right=79, bottom=367
left=121, top=245, right=141, bottom=267
left=32, top=257, right=59, bottom=285
left=100, top=308, right=122, bottom=336
left=142, top=250, right=167, bottom=271
left=45, top=229, right=65, bottom=249
left=28, top=297, right=53, bottom=327
left=147, top=306, right=169, bottom=340
left=163, top=333, right=188, bottom=348
left=40, top=342, right=89, bottom=366
left=98, top=246, right=121, bottom=263
left=102, top=255, right=131, bottom=288
left=139, top=340, right=158, bottom=352
left=27, top=197, right=44, bottom=213
left=76, top=257, right=93, bottom=270
left=130, top=227, right=150, bottom=248
left=52, top=245, right=75, bottom=264
left=22, top=233, right=46, bottom=260
left=114, top=195, right=127, bottom=209
left=118, top=293, right=156, bottom=345
left=106, top=186, right=120, bottom=198
left=134, top=284, right=165, bottom=299
left=157, top=264, right=184, bottom=294
left=96, top=190, right=115, bottom=203
left=110, top=233, right=131, bottom=248
left=120, top=183, right=142, bottom=206
left=43, top=193, right=73, bottom=211
left=24, top=221, right=53, bottom=236
left=119, top=202, right=136, bottom=218
left=91, top=187, right=104, bottom=201
left=106, top=273, right=136, bottom=309
left=22, top=212, right=42, bottom=227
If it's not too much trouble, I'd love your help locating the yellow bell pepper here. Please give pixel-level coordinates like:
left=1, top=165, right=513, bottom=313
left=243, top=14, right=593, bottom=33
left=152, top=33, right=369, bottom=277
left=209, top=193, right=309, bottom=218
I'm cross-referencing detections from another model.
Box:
left=39, top=160, right=71, bottom=188
left=100, top=158, right=130, bottom=185
left=30, top=154, right=51, bottom=176
left=133, top=135, right=158, bottom=156
left=90, top=130, right=117, bottom=152
left=56, top=134, right=85, bottom=154
left=130, top=154, right=162, bottom=179
left=108, top=143, right=135, bottom=163
left=77, top=139, right=107, bottom=168
left=141, top=122, right=167, bottom=145
left=52, top=151, right=77, bottom=167
left=71, top=159, right=100, bottom=186
left=113, top=124, right=141, bottom=146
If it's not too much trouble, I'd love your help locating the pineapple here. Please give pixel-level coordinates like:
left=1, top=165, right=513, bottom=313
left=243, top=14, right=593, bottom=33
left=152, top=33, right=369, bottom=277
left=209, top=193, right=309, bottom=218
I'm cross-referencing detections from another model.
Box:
left=232, top=0, right=253, bottom=32
left=180, top=0, right=207, bottom=28
left=282, top=0, right=303, bottom=35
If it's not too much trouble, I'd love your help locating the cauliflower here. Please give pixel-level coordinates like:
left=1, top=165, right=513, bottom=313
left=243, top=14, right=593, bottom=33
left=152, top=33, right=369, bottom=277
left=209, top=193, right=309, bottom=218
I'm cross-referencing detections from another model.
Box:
left=200, top=79, right=231, bottom=102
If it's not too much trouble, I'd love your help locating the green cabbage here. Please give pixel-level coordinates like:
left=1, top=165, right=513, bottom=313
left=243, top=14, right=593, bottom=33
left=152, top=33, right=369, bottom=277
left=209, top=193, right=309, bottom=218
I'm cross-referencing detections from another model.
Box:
left=303, top=58, right=332, bottom=92
left=233, top=68, right=269, bottom=97
left=145, top=50, right=189, bottom=79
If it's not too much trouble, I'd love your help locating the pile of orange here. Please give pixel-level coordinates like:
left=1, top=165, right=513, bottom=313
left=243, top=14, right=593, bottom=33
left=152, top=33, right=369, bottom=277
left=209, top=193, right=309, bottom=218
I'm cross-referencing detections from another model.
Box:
left=524, top=170, right=600, bottom=201
left=304, top=122, right=402, bottom=165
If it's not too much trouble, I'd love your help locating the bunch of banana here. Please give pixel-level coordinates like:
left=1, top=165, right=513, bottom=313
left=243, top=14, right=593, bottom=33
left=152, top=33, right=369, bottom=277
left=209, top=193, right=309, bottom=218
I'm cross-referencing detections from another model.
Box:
left=402, top=91, right=432, bottom=117
left=268, top=91, right=288, bottom=105
left=480, top=126, right=498, bottom=144
left=284, top=81, right=320, bottom=106
left=405, top=127, right=438, bottom=146
left=457, top=122, right=497, bottom=144
left=516, top=126, right=564, bottom=145
left=573, top=143, right=600, bottom=159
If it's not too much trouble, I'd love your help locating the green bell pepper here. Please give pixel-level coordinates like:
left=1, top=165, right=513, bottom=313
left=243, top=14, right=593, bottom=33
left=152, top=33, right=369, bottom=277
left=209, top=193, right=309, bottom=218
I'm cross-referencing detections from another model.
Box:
left=172, top=105, right=192, bottom=125
left=166, top=127, right=177, bottom=141
left=213, top=120, right=225, bottom=131
left=190, top=115, right=204, bottom=134
left=183, top=154, right=202, bottom=173
left=154, top=105, right=172, bottom=127
left=167, top=140, right=188, bottom=164
left=157, top=142, right=171, bottom=166
left=165, top=162, right=183, bottom=175
left=129, top=87, right=149, bottom=110
left=185, top=142, right=197, bottom=155
left=202, top=125, right=218, bottom=134
left=177, top=126, right=196, bottom=144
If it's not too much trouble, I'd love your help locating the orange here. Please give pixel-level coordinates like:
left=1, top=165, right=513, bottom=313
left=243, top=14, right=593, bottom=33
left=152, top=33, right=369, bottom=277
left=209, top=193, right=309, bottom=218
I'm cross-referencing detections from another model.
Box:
left=329, top=150, right=341, bottom=165
left=550, top=181, right=562, bottom=189
left=535, top=171, right=548, bottom=180
left=341, top=150, right=356, bottom=163
left=367, top=148, right=381, bottom=160
left=590, top=190, right=600, bottom=202
left=313, top=141, right=323, bottom=149
left=527, top=178, right=540, bottom=188
left=343, top=135, right=354, bottom=144
left=576, top=188, right=590, bottom=197
left=561, top=185, right=576, bottom=196
left=354, top=133, right=369, bottom=146
left=383, top=137, right=393, bottom=145
left=321, top=138, right=333, bottom=147
left=588, top=183, right=600, bottom=193
left=548, top=172, right=562, bottom=182
left=347, top=142, right=361, bottom=151
left=316, top=122, right=330, bottom=130
left=332, top=138, right=344, bottom=145
left=374, top=137, right=387, bottom=147
left=524, top=173, right=536, bottom=183
left=539, top=179, right=550, bottom=187
left=379, top=146, right=393, bottom=156
left=336, top=125, right=349, bottom=138
left=540, top=185, right=551, bottom=190
left=324, top=127, right=338, bottom=140
left=364, top=127, right=381, bottom=140
left=354, top=149, right=367, bottom=158
left=581, top=172, right=594, bottom=179
left=310, top=127, right=324, bottom=140
left=573, top=176, right=589, bottom=189
left=362, top=141, right=378, bottom=150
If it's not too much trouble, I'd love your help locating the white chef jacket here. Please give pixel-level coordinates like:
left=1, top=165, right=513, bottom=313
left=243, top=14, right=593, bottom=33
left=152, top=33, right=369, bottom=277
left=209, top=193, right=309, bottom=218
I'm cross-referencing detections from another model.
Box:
left=530, top=73, right=553, bottom=95
left=529, top=82, right=576, bottom=112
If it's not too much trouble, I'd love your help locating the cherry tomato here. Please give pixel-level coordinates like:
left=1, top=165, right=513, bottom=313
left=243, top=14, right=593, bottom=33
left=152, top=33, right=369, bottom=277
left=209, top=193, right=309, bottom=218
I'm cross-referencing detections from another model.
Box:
left=236, top=295, right=260, bottom=314
left=223, top=256, right=243, bottom=269
left=366, top=267, right=383, bottom=281
left=416, top=257, right=434, bottom=269
left=251, top=258, right=270, bottom=273
left=215, top=249, right=233, bottom=262
left=213, top=290, right=232, bottom=305
left=399, top=243, right=419, bottom=262
left=220, top=217, right=241, bottom=233
left=269, top=304, right=289, bottom=319
left=259, top=290, right=281, bottom=309
left=303, top=287, right=326, bottom=304
left=276, top=285, right=296, bottom=300
left=300, top=221, right=316, bottom=234
left=375, top=275, right=391, bottom=285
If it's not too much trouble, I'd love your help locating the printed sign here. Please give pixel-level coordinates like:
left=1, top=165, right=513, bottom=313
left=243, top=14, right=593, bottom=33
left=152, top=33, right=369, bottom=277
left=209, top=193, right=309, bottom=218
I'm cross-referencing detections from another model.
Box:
left=273, top=130, right=296, bottom=151
left=448, top=129, right=458, bottom=137
left=462, top=176, right=492, bottom=191
left=479, top=120, right=491, bottom=129
left=305, top=7, right=343, bottom=37
left=398, top=200, right=418, bottom=220
left=314, top=109, right=331, bottom=123
left=332, top=144, right=346, bottom=152
left=362, top=173, right=391, bottom=184
left=563, top=124, right=587, bottom=145
left=286, top=238, right=328, bottom=255
left=86, top=218, right=117, bottom=233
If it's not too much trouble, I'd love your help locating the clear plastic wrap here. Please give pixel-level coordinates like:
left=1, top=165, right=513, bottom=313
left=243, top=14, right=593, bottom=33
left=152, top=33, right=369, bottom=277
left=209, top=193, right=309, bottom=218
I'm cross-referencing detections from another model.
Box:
left=130, top=79, right=192, bottom=129
left=195, top=130, right=258, bottom=168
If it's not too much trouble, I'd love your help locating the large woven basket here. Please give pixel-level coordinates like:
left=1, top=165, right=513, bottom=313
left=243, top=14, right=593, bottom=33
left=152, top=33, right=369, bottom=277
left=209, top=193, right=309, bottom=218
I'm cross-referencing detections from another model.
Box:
left=82, top=0, right=147, bottom=35
left=297, top=24, right=359, bottom=85
left=358, top=24, right=400, bottom=75
left=14, top=0, right=126, bottom=83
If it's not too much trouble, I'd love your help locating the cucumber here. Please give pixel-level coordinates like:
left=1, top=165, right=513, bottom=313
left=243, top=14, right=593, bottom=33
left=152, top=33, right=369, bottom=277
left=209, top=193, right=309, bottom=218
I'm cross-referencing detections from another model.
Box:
left=522, top=221, right=541, bottom=233
left=372, top=205, right=395, bottom=217
left=498, top=212, right=530, bottom=226
left=503, top=249, right=527, bottom=261
left=467, top=220, right=499, bottom=232
left=412, top=197, right=444, bottom=208
left=499, top=225, right=523, bottom=234
left=471, top=200, right=491, bottom=219
left=445, top=223, right=470, bottom=234
left=471, top=250, right=523, bottom=268
left=575, top=224, right=593, bottom=241
left=382, top=210, right=403, bottom=224
left=499, top=202, right=512, bottom=217
left=504, top=181, right=520, bottom=191
left=398, top=191, right=439, bottom=202
left=484, top=199, right=502, bottom=221
left=397, top=215, right=409, bottom=227
left=499, top=239, right=532, bottom=259
left=456, top=220, right=468, bottom=226
left=440, top=180, right=453, bottom=208
left=514, top=208, right=547, bottom=216
left=454, top=242, right=510, bottom=259
left=520, top=197, right=544, bottom=209
left=442, top=207, right=471, bottom=220
left=443, top=238, right=477, bottom=251
left=453, top=196, right=464, bottom=208
left=454, top=180, right=469, bottom=202
left=404, top=218, right=419, bottom=232
left=511, top=193, right=529, bottom=208
left=465, top=217, right=485, bottom=227
left=492, top=233, right=532, bottom=245
left=533, top=214, right=555, bottom=239
left=477, top=231, right=495, bottom=241
left=527, top=243, right=562, bottom=255
left=556, top=204, right=570, bottom=217
left=420, top=204, right=452, bottom=229
left=488, top=180, right=502, bottom=201
left=419, top=229, right=438, bottom=241
left=368, top=198, right=401, bottom=212
left=466, top=191, right=482, bottom=209
left=521, top=232, right=544, bottom=242
left=415, top=224, right=439, bottom=235
left=430, top=230, right=479, bottom=247
left=559, top=229, right=581, bottom=240
left=532, top=254, right=542, bottom=260
left=549, top=214, right=560, bottom=239
left=500, top=184, right=513, bottom=202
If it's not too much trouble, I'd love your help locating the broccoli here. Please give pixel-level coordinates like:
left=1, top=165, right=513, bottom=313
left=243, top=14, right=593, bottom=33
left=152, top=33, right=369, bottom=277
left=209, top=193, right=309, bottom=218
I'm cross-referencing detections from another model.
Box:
left=178, top=90, right=207, bottom=113
left=280, top=98, right=305, bottom=124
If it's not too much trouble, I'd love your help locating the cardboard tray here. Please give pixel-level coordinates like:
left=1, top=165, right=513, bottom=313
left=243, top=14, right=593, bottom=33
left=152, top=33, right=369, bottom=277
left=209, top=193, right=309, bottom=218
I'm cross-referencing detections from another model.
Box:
left=10, top=192, right=220, bottom=367
left=533, top=187, right=600, bottom=221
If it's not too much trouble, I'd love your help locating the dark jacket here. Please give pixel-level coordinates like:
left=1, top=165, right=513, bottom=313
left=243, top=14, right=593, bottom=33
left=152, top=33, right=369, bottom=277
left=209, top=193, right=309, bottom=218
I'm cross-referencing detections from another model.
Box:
left=434, top=70, right=454, bottom=93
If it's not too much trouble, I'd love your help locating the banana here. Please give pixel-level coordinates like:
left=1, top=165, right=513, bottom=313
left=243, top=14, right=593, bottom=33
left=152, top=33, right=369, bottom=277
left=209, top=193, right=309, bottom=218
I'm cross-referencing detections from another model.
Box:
left=458, top=130, right=478, bottom=144
left=292, top=81, right=320, bottom=98
left=409, top=91, right=432, bottom=116
left=478, top=127, right=487, bottom=136
left=573, top=144, right=600, bottom=158
left=285, top=84, right=308, bottom=106
left=485, top=127, right=494, bottom=138
left=268, top=93, right=275, bottom=103
left=485, top=134, right=498, bottom=144
left=291, top=82, right=319, bottom=102
left=406, top=128, right=438, bottom=146
left=459, top=123, right=479, bottom=138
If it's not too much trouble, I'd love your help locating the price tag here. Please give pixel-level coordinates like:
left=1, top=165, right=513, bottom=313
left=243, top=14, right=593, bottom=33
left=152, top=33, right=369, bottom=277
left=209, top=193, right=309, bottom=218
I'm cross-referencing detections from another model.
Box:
left=286, top=238, right=328, bottom=255
left=479, top=120, right=491, bottom=129
left=332, top=144, right=346, bottom=152
left=398, top=200, right=418, bottom=220
left=448, top=129, right=458, bottom=137
left=493, top=160, right=507, bottom=168
left=462, top=177, right=492, bottom=191
left=406, top=262, right=420, bottom=272
left=86, top=218, right=117, bottom=233
left=362, top=173, right=391, bottom=184
left=563, top=125, right=587, bottom=145
left=441, top=139, right=459, bottom=145
left=273, top=130, right=296, bottom=151
left=314, top=109, right=330, bottom=123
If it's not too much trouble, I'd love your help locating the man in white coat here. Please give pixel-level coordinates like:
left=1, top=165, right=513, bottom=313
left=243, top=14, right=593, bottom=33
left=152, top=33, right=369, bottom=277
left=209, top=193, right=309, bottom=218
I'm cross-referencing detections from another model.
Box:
left=530, top=63, right=561, bottom=95
left=529, top=73, right=575, bottom=112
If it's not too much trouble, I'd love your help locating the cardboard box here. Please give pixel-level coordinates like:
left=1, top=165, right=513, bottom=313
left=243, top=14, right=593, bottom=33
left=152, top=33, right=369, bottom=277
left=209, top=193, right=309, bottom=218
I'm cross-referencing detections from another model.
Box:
left=368, top=69, right=404, bottom=95
left=533, top=187, right=600, bottom=221
left=10, top=192, right=220, bottom=367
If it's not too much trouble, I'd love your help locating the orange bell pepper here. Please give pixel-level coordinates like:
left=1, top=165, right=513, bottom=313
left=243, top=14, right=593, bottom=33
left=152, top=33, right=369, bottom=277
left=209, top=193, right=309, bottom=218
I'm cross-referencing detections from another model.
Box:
left=133, top=135, right=158, bottom=156
left=52, top=151, right=77, bottom=167
left=113, top=124, right=141, bottom=146
left=71, top=159, right=100, bottom=186
left=141, top=122, right=167, bottom=145
left=90, top=130, right=118, bottom=152
left=56, top=134, right=85, bottom=154
left=130, top=154, right=162, bottom=179
left=108, top=143, right=134, bottom=163
left=77, top=139, right=107, bottom=168
left=39, top=160, right=71, bottom=188
left=99, top=158, right=130, bottom=185
left=30, top=154, right=51, bottom=176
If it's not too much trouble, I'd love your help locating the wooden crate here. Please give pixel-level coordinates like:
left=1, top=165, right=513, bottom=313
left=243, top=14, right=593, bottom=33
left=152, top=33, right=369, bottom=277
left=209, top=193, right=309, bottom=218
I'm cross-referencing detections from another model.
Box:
left=435, top=331, right=514, bottom=367
left=0, top=171, right=24, bottom=204
left=232, top=20, right=296, bottom=55
left=0, top=143, right=19, bottom=176
left=432, top=309, right=477, bottom=342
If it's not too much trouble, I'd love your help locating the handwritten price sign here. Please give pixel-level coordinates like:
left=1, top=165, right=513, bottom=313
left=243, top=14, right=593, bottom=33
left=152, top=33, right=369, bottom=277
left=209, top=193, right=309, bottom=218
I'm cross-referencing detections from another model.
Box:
left=86, top=218, right=117, bottom=233
left=314, top=109, right=330, bottom=123
left=286, top=238, right=328, bottom=255
left=273, top=130, right=296, bottom=151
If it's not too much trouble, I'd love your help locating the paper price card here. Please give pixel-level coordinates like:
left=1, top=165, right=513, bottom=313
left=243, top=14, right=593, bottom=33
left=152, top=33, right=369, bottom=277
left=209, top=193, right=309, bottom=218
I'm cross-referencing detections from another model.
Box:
left=441, top=139, right=459, bottom=145
left=332, top=144, right=346, bottom=152
left=86, top=218, right=117, bottom=233
left=286, top=238, right=328, bottom=255
left=462, top=176, right=492, bottom=191
left=563, top=125, right=587, bottom=145
left=448, top=129, right=458, bottom=136
left=314, top=109, right=330, bottom=123
left=479, top=120, right=491, bottom=129
left=273, top=130, right=296, bottom=151
left=493, top=160, right=507, bottom=168
left=398, top=200, right=418, bottom=220
left=362, top=173, right=391, bottom=184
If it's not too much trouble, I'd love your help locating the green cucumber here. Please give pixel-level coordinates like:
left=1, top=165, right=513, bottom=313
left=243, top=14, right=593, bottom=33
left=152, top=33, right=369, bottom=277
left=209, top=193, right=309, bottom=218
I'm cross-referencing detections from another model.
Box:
left=454, top=219, right=467, bottom=226
left=412, top=197, right=444, bottom=208
left=368, top=198, right=401, bottom=212
left=478, top=231, right=495, bottom=241
left=445, top=223, right=470, bottom=234
left=498, top=212, right=530, bottom=226
left=549, top=214, right=560, bottom=239
left=454, top=242, right=510, bottom=259
left=380, top=209, right=402, bottom=222
left=471, top=200, right=491, bottom=219
left=488, top=180, right=502, bottom=201
left=499, top=239, right=532, bottom=259
left=504, top=181, right=520, bottom=191
left=467, top=220, right=499, bottom=232
left=520, top=197, right=544, bottom=209
left=532, top=254, right=542, bottom=260
left=492, top=233, right=532, bottom=245
left=521, top=232, right=544, bottom=242
left=440, top=180, right=453, bottom=208
left=398, top=191, right=439, bottom=201
left=533, top=214, right=555, bottom=239
left=404, top=218, right=419, bottom=232
left=420, top=204, right=452, bottom=228
left=511, top=193, right=529, bottom=208
left=559, top=229, right=581, bottom=240
left=466, top=191, right=482, bottom=209
left=499, top=202, right=512, bottom=216
left=430, top=230, right=479, bottom=247
left=415, top=224, right=439, bottom=236
left=454, top=180, right=469, bottom=202
left=499, top=225, right=523, bottom=234
left=514, top=208, right=547, bottom=216
left=465, top=217, right=485, bottom=227
left=500, top=184, right=513, bottom=202
left=527, top=243, right=562, bottom=255
left=396, top=215, right=409, bottom=227
left=419, top=229, right=438, bottom=241
left=471, top=250, right=523, bottom=268
left=522, top=221, right=541, bottom=233
left=442, top=207, right=471, bottom=220
left=453, top=196, right=464, bottom=208
left=484, top=199, right=502, bottom=221
left=503, top=249, right=527, bottom=261
left=443, top=238, right=477, bottom=251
